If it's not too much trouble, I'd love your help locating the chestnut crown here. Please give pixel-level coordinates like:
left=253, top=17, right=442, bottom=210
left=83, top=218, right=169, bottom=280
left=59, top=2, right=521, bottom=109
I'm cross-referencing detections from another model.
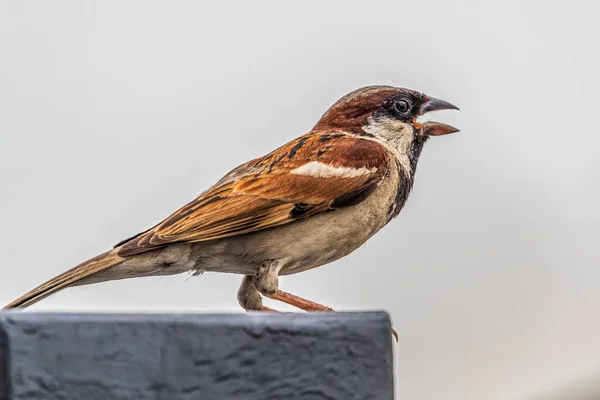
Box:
left=313, top=86, right=425, bottom=133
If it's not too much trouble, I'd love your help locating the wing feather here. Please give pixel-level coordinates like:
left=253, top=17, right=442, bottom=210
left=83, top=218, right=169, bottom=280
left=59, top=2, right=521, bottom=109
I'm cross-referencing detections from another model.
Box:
left=117, top=132, right=389, bottom=256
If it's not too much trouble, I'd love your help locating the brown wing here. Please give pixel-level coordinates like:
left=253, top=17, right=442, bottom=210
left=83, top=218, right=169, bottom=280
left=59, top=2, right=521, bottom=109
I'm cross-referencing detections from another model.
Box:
left=117, top=132, right=389, bottom=256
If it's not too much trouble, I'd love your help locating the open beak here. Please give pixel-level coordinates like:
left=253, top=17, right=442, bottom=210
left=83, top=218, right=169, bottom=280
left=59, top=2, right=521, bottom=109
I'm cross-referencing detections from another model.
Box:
left=416, top=95, right=460, bottom=137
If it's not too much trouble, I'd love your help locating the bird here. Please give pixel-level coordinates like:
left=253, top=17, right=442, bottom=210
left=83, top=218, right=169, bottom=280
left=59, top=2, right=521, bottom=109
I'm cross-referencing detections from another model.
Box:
left=4, top=85, right=459, bottom=324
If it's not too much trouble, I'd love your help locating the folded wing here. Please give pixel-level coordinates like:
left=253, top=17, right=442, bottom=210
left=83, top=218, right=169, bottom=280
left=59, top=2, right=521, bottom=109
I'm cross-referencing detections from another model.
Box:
left=117, top=132, right=389, bottom=256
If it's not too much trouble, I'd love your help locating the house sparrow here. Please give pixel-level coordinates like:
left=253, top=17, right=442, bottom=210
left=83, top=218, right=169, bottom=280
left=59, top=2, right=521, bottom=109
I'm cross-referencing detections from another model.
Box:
left=4, top=86, right=459, bottom=326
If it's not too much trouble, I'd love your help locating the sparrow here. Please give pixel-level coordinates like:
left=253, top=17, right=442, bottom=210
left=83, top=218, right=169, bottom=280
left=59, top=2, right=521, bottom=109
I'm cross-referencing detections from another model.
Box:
left=4, top=86, right=459, bottom=326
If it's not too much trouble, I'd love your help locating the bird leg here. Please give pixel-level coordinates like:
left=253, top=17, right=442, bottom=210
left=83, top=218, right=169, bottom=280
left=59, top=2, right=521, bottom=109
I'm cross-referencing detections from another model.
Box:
left=246, top=261, right=398, bottom=341
left=252, top=260, right=336, bottom=311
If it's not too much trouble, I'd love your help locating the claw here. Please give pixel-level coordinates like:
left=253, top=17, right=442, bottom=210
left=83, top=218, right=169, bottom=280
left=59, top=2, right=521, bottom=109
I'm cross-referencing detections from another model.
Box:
left=243, top=305, right=280, bottom=312
left=259, top=305, right=280, bottom=312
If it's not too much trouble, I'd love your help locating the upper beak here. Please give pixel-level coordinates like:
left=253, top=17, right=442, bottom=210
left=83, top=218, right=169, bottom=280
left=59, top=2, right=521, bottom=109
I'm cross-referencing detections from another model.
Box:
left=416, top=95, right=460, bottom=137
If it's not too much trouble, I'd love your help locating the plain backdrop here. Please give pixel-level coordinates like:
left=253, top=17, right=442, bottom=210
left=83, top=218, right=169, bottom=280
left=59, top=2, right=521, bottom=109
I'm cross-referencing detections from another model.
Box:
left=1, top=1, right=599, bottom=399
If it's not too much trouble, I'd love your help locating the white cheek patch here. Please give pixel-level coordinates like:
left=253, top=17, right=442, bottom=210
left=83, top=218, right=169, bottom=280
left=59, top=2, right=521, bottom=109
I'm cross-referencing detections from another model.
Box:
left=291, top=161, right=376, bottom=178
left=362, top=115, right=414, bottom=177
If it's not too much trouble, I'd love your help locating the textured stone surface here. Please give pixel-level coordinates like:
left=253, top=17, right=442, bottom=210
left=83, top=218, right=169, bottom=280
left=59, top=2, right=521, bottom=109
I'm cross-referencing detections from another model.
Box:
left=0, top=312, right=393, bottom=400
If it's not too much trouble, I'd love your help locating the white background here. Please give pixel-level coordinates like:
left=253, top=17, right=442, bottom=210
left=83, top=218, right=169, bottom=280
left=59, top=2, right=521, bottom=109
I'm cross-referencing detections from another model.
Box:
left=1, top=1, right=599, bottom=399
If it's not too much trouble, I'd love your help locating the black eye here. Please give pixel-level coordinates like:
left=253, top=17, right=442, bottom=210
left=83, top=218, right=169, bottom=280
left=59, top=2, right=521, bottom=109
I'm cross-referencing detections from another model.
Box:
left=392, top=98, right=411, bottom=115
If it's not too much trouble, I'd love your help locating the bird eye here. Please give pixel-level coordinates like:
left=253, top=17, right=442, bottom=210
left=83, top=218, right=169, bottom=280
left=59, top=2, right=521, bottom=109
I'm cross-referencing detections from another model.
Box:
left=392, top=98, right=411, bottom=115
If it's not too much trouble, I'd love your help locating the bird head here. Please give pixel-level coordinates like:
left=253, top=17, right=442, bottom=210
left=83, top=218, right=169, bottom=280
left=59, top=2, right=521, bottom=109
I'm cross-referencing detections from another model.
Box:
left=313, top=86, right=459, bottom=164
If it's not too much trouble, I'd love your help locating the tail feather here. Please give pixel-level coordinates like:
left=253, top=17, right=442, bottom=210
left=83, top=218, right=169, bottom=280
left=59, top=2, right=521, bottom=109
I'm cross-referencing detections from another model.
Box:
left=3, top=251, right=126, bottom=309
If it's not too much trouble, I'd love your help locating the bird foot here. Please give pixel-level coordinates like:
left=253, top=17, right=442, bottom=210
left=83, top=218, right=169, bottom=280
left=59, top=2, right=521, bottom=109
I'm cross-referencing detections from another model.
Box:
left=264, top=289, right=334, bottom=311
left=265, top=289, right=398, bottom=342
left=238, top=275, right=398, bottom=342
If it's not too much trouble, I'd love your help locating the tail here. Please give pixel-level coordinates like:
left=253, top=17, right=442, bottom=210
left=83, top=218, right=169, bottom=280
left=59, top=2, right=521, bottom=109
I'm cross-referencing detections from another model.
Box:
left=3, top=250, right=126, bottom=309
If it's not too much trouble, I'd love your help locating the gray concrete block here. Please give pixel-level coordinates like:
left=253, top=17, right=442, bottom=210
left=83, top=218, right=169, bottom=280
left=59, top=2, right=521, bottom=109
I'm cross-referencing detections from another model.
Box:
left=0, top=312, right=394, bottom=400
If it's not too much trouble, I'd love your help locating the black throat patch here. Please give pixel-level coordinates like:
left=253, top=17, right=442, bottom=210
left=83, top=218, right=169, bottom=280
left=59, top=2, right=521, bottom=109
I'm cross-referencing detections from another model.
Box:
left=387, top=137, right=427, bottom=220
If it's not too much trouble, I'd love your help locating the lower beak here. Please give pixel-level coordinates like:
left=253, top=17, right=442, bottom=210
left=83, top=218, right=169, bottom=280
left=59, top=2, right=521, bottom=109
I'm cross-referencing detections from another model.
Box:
left=416, top=95, right=460, bottom=137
